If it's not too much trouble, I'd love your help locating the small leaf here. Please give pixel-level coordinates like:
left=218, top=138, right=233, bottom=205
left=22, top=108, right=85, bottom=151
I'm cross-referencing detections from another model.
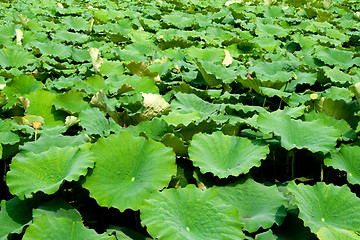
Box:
left=324, top=145, right=360, bottom=185
left=23, top=214, right=115, bottom=240
left=189, top=131, right=269, bottom=178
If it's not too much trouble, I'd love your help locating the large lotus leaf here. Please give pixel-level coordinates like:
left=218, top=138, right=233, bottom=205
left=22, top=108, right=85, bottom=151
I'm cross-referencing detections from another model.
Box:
left=32, top=198, right=82, bottom=222
left=287, top=181, right=360, bottom=233
left=161, top=110, right=201, bottom=127
left=62, top=16, right=90, bottom=31
left=0, top=130, right=20, bottom=145
left=83, top=131, right=176, bottom=211
left=53, top=89, right=88, bottom=114
left=325, top=67, right=353, bottom=84
left=304, top=111, right=356, bottom=141
left=255, top=22, right=289, bottom=38
left=32, top=41, right=72, bottom=60
left=315, top=46, right=354, bottom=69
left=0, top=46, right=36, bottom=68
left=253, top=36, right=281, bottom=52
left=0, top=197, right=33, bottom=240
left=106, top=75, right=158, bottom=94
left=313, top=98, right=359, bottom=128
left=17, top=134, right=88, bottom=157
left=195, top=61, right=223, bottom=87
left=324, top=145, right=360, bottom=185
left=52, top=31, right=90, bottom=44
left=26, top=89, right=66, bottom=127
left=257, top=113, right=341, bottom=153
left=171, top=92, right=223, bottom=117
left=99, top=60, right=124, bottom=77
left=323, top=86, right=353, bottom=102
left=215, top=178, right=288, bottom=233
left=23, top=214, right=115, bottom=240
left=3, top=74, right=43, bottom=107
left=6, top=145, right=96, bottom=199
left=125, top=118, right=173, bottom=141
left=140, top=185, right=245, bottom=240
left=317, top=226, right=360, bottom=240
left=185, top=46, right=225, bottom=63
left=188, top=131, right=269, bottom=178
left=162, top=12, right=194, bottom=29
left=79, top=108, right=111, bottom=136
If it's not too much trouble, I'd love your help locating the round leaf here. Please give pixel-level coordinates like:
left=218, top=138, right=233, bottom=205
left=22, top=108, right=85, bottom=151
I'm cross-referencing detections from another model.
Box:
left=257, top=114, right=341, bottom=153
left=215, top=178, right=288, bottom=233
left=141, top=185, right=245, bottom=240
left=324, top=145, right=360, bottom=185
left=317, top=226, right=360, bottom=240
left=23, top=214, right=115, bottom=240
left=287, top=181, right=360, bottom=233
left=6, top=146, right=95, bottom=199
left=83, top=131, right=176, bottom=211
left=189, top=131, right=269, bottom=178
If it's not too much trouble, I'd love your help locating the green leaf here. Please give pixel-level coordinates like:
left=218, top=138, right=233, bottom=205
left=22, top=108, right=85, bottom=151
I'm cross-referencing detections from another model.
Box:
left=189, top=131, right=269, bottom=178
left=3, top=74, right=43, bottom=107
left=324, top=145, right=360, bottom=185
left=215, top=178, right=288, bottom=233
left=0, top=197, right=33, bottom=240
left=317, top=226, right=360, bottom=240
left=0, top=46, right=36, bottom=68
left=324, top=67, right=354, bottom=84
left=255, top=22, right=289, bottom=38
left=257, top=113, right=341, bottom=153
left=162, top=12, right=194, bottom=29
left=171, top=92, right=223, bottom=117
left=315, top=47, right=355, bottom=69
left=287, top=181, right=360, bottom=233
left=255, top=229, right=277, bottom=240
left=83, top=132, right=176, bottom=211
left=99, top=60, right=124, bottom=77
left=6, top=146, right=95, bottom=199
left=161, top=110, right=201, bottom=127
left=32, top=41, right=72, bottom=60
left=33, top=198, right=82, bottom=222
left=140, top=185, right=245, bottom=240
left=26, top=89, right=66, bottom=128
left=79, top=108, right=111, bottom=136
left=53, top=89, right=88, bottom=114
left=307, top=111, right=356, bottom=140
left=125, top=118, right=173, bottom=141
left=23, top=214, right=115, bottom=240
left=62, top=16, right=90, bottom=31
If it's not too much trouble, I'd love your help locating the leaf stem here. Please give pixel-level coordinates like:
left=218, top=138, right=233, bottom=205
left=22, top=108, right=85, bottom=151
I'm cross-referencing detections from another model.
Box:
left=262, top=97, right=266, bottom=107
left=320, top=163, right=324, bottom=182
left=291, top=150, right=295, bottom=179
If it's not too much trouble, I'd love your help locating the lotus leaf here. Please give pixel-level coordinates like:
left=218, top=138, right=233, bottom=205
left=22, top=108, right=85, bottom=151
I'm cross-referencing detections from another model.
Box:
left=0, top=197, right=33, bottom=240
left=32, top=198, right=82, bottom=221
left=6, top=146, right=95, bottom=199
left=79, top=108, right=111, bottom=136
left=324, top=145, right=360, bottom=185
left=83, top=131, right=176, bottom=211
left=161, top=110, right=201, bottom=127
left=324, top=67, right=353, bottom=84
left=215, top=178, right=288, bottom=232
left=32, top=41, right=72, bottom=59
left=53, top=89, right=88, bottom=114
left=315, top=46, right=354, bottom=69
left=255, top=230, right=277, bottom=240
left=125, top=118, right=173, bottom=141
left=287, top=181, right=360, bottom=233
left=2, top=74, right=43, bottom=107
left=189, top=131, right=269, bottom=178
left=171, top=92, right=223, bottom=117
left=23, top=214, right=115, bottom=240
left=62, top=16, right=90, bottom=31
left=26, top=89, right=66, bottom=127
left=257, top=113, right=341, bottom=153
left=317, top=226, right=360, bottom=240
left=140, top=185, right=245, bottom=240
left=0, top=46, right=36, bottom=68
